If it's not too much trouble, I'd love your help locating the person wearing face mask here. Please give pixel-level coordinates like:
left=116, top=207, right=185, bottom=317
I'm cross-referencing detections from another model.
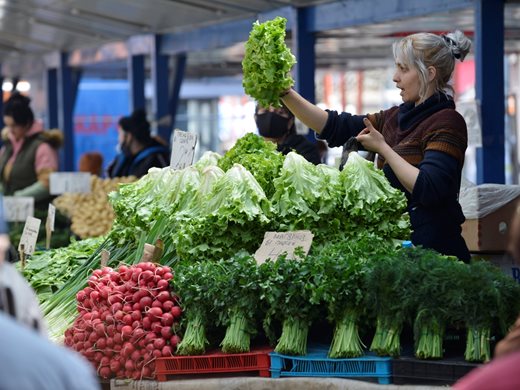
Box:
left=276, top=30, right=472, bottom=262
left=107, top=108, right=170, bottom=178
left=254, top=103, right=321, bottom=165
left=0, top=93, right=62, bottom=207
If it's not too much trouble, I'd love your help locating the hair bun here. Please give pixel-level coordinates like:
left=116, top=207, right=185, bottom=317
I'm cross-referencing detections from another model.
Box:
left=8, top=92, right=31, bottom=107
left=443, top=30, right=471, bottom=62
left=131, top=108, right=148, bottom=124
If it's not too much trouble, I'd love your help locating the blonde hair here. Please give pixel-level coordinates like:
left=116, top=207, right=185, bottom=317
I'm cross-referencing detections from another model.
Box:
left=392, top=30, right=472, bottom=103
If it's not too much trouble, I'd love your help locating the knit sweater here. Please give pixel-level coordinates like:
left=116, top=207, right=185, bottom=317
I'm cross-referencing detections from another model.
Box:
left=319, top=93, right=470, bottom=261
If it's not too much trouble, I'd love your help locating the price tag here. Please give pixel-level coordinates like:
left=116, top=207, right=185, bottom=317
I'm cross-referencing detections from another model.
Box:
left=18, top=216, right=41, bottom=255
left=3, top=196, right=34, bottom=222
left=46, top=204, right=56, bottom=232
left=100, top=250, right=110, bottom=268
left=254, top=230, right=314, bottom=264
left=50, top=172, right=91, bottom=195
left=170, top=129, right=197, bottom=170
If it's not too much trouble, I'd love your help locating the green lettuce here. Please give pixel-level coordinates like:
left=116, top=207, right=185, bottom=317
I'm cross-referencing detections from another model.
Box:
left=242, top=16, right=296, bottom=107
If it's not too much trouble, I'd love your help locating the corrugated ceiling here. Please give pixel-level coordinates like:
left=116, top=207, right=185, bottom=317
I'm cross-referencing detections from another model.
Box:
left=0, top=0, right=519, bottom=79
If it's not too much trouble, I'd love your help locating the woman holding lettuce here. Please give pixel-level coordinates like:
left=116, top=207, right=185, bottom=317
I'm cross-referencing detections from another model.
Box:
left=280, top=31, right=472, bottom=262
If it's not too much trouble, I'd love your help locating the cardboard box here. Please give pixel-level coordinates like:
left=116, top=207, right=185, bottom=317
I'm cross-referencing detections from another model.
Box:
left=462, top=196, right=520, bottom=253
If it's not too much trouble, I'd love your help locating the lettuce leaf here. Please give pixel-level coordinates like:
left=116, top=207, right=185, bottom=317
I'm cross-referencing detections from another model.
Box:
left=242, top=16, right=296, bottom=108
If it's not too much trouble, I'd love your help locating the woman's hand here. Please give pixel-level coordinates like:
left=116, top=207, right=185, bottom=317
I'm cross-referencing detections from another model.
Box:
left=356, top=118, right=388, bottom=155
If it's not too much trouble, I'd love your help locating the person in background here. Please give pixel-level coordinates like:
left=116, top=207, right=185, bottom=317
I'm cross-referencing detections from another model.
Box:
left=0, top=311, right=100, bottom=390
left=78, top=152, right=103, bottom=176
left=278, top=31, right=472, bottom=262
left=107, top=108, right=170, bottom=178
left=254, top=103, right=321, bottom=165
left=452, top=202, right=520, bottom=390
left=0, top=93, right=62, bottom=206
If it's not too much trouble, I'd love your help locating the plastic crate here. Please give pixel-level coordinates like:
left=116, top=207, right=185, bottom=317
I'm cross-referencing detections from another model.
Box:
left=269, top=345, right=392, bottom=384
left=155, top=347, right=272, bottom=381
left=392, top=356, right=480, bottom=385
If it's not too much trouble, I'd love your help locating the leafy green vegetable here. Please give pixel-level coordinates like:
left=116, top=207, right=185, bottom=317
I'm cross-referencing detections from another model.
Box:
left=259, top=252, right=318, bottom=355
left=405, top=248, right=465, bottom=359
left=366, top=248, right=418, bottom=357
left=174, top=164, right=273, bottom=261
left=242, top=16, right=296, bottom=108
left=20, top=237, right=103, bottom=302
left=208, top=252, right=262, bottom=353
left=171, top=261, right=215, bottom=355
left=217, top=132, right=284, bottom=198
left=309, top=236, right=397, bottom=358
left=341, top=152, right=410, bottom=240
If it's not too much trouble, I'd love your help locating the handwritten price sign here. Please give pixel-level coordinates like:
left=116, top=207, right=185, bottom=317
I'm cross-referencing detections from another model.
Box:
left=50, top=172, right=91, bottom=195
left=3, top=196, right=34, bottom=222
left=170, top=130, right=197, bottom=170
left=254, top=230, right=314, bottom=264
left=18, top=216, right=41, bottom=255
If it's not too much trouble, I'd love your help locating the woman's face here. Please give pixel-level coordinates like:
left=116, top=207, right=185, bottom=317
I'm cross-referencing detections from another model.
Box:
left=393, top=62, right=422, bottom=105
left=4, top=115, right=28, bottom=141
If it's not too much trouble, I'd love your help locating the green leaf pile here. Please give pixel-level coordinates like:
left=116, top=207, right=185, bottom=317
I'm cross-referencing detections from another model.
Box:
left=242, top=16, right=296, bottom=108
left=218, top=132, right=284, bottom=197
left=341, top=152, right=410, bottom=239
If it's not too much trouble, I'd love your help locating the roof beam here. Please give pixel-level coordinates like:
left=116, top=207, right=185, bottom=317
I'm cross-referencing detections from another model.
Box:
left=306, top=0, right=475, bottom=32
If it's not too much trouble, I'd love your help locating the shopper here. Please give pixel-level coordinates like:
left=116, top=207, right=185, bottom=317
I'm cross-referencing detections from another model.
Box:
left=278, top=30, right=472, bottom=262
left=452, top=202, right=520, bottom=389
left=107, top=108, right=170, bottom=178
left=0, top=311, right=100, bottom=390
left=0, top=93, right=62, bottom=206
left=255, top=103, right=321, bottom=165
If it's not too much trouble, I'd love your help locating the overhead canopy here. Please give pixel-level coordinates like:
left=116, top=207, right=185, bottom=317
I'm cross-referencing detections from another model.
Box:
left=1, top=0, right=520, bottom=78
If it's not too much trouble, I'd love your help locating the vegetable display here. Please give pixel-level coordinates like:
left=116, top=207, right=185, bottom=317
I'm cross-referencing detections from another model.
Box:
left=242, top=16, right=296, bottom=108
left=64, top=263, right=181, bottom=380
left=20, top=237, right=103, bottom=302
left=170, top=261, right=213, bottom=355
left=260, top=252, right=318, bottom=356
left=54, top=176, right=136, bottom=238
left=210, top=253, right=262, bottom=353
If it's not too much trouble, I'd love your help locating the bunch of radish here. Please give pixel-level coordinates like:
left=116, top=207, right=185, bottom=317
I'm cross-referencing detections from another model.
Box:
left=64, top=262, right=182, bottom=379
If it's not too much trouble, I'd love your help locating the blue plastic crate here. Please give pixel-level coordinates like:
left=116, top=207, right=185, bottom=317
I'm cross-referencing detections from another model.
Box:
left=270, top=345, right=392, bottom=384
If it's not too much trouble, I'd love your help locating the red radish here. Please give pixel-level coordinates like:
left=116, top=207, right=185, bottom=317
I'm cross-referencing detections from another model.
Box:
left=121, top=326, right=133, bottom=339
left=161, top=313, right=174, bottom=327
left=161, top=345, right=173, bottom=357
left=170, top=306, right=182, bottom=318
left=99, top=366, right=111, bottom=379
left=147, top=307, right=162, bottom=320
left=160, top=326, right=172, bottom=339
left=151, top=300, right=162, bottom=309
left=170, top=335, right=181, bottom=348
left=110, top=360, right=121, bottom=373
left=156, top=291, right=170, bottom=303
left=162, top=300, right=174, bottom=311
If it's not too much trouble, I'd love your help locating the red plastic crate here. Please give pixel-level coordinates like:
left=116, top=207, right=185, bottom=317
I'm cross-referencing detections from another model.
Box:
left=155, top=347, right=273, bottom=381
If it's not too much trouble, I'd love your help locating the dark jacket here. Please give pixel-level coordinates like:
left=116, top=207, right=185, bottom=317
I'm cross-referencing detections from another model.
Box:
left=278, top=134, right=321, bottom=165
left=107, top=140, right=170, bottom=178
left=319, top=94, right=470, bottom=262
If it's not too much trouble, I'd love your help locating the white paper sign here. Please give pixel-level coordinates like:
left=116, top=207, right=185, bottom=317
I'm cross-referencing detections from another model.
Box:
left=46, top=204, right=56, bottom=232
left=458, top=100, right=482, bottom=147
left=170, top=130, right=197, bottom=170
left=18, top=216, right=41, bottom=255
left=3, top=196, right=34, bottom=222
left=50, top=172, right=91, bottom=195
left=254, top=230, right=314, bottom=264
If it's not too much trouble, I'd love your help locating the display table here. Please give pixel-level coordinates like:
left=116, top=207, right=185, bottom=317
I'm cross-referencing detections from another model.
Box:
left=109, top=377, right=446, bottom=390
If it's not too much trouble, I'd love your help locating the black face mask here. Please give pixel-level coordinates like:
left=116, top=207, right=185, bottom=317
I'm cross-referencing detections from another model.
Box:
left=255, top=112, right=290, bottom=138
